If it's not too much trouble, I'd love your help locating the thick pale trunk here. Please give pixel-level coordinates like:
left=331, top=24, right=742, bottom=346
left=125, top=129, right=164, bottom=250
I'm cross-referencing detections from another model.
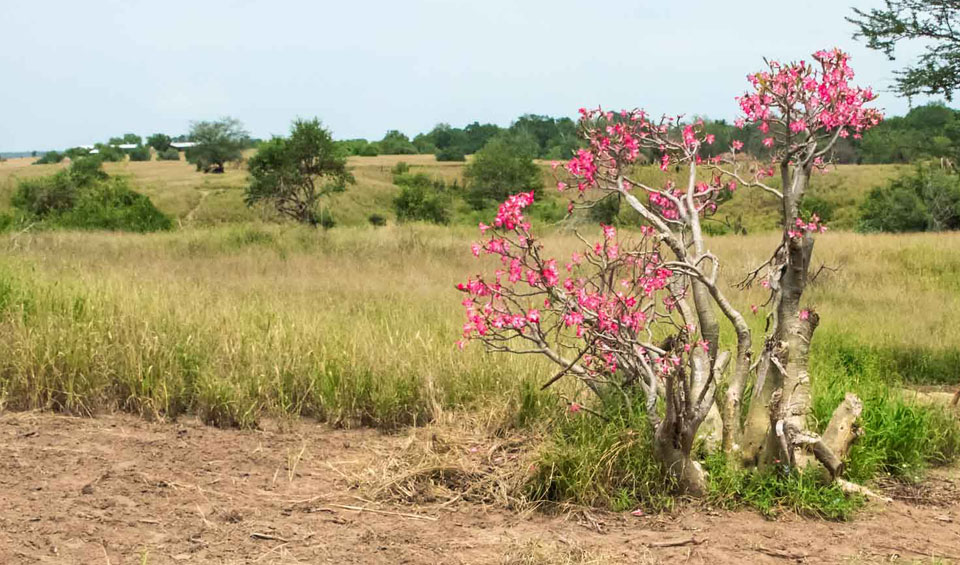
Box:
left=654, top=422, right=708, bottom=496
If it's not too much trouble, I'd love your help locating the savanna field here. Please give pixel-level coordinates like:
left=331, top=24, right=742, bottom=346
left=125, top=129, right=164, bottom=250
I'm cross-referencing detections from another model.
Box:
left=2, top=154, right=960, bottom=563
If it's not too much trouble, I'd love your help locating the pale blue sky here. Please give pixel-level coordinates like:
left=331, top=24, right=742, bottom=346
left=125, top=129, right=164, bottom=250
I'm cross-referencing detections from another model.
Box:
left=0, top=0, right=934, bottom=152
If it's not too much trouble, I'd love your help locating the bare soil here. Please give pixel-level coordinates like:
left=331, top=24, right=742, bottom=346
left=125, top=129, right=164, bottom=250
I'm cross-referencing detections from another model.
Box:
left=1, top=412, right=959, bottom=564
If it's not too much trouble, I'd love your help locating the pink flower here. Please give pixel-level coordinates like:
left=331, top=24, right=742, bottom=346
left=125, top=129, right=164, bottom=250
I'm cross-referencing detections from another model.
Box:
left=762, top=137, right=774, bottom=148
left=568, top=403, right=581, bottom=414
left=731, top=140, right=744, bottom=151
left=799, top=309, right=810, bottom=320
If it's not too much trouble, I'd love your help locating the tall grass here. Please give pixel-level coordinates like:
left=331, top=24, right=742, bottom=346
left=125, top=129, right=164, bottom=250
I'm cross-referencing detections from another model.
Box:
left=1, top=224, right=958, bottom=517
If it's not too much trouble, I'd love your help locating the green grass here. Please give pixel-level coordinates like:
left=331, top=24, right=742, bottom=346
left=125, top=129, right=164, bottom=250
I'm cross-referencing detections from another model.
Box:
left=524, top=394, right=674, bottom=512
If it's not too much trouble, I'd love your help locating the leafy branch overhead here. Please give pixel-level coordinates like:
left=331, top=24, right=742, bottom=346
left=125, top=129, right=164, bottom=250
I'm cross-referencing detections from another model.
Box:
left=850, top=1, right=960, bottom=99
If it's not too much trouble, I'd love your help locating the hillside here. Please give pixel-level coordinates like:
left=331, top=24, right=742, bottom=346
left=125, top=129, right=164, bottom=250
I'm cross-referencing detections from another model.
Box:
left=0, top=154, right=907, bottom=232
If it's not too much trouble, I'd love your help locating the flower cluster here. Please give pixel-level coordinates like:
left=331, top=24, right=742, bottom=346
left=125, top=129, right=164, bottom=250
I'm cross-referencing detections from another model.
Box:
left=457, top=192, right=686, bottom=379
left=736, top=48, right=882, bottom=154
left=787, top=213, right=827, bottom=240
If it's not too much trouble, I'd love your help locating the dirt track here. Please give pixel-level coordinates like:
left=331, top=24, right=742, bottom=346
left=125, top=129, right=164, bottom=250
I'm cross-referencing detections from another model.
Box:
left=1, top=412, right=958, bottom=564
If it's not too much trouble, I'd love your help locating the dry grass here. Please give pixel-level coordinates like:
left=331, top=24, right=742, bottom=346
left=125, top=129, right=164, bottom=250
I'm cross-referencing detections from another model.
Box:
left=1, top=224, right=958, bottom=429
left=500, top=539, right=614, bottom=565
left=0, top=154, right=907, bottom=231
left=362, top=409, right=538, bottom=509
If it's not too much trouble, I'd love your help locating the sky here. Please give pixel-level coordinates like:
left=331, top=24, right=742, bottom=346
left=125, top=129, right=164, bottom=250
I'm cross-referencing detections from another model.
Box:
left=0, top=0, right=937, bottom=152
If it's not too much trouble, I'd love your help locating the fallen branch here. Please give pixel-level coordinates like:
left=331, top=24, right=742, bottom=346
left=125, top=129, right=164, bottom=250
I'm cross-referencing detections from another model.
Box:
left=645, top=536, right=705, bottom=548
left=756, top=545, right=807, bottom=560
left=250, top=532, right=290, bottom=543
left=835, top=479, right=893, bottom=503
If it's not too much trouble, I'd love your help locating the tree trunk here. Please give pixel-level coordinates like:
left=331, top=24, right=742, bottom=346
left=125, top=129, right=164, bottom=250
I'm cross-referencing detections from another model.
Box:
left=654, top=422, right=708, bottom=496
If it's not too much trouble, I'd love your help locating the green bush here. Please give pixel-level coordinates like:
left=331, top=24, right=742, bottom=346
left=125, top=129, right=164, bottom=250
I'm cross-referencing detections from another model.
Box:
left=378, top=130, right=418, bottom=155
left=157, top=148, right=181, bottom=161
left=391, top=161, right=410, bottom=175
left=93, top=144, right=124, bottom=162
left=128, top=146, right=151, bottom=162
left=859, top=165, right=960, bottom=232
left=801, top=195, right=836, bottom=223
left=53, top=178, right=173, bottom=232
left=33, top=151, right=64, bottom=165
left=12, top=173, right=76, bottom=217
left=358, top=143, right=380, bottom=156
left=464, top=132, right=543, bottom=209
left=12, top=159, right=172, bottom=232
left=434, top=147, right=466, bottom=162
left=0, top=212, right=15, bottom=232
left=393, top=173, right=451, bottom=224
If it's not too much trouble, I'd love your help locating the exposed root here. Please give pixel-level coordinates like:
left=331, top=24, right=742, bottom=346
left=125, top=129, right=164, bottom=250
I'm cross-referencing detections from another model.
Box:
left=836, top=478, right=893, bottom=503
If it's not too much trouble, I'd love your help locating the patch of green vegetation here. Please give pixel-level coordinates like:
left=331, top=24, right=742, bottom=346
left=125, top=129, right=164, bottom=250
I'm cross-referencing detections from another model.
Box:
left=703, top=454, right=863, bottom=521
left=524, top=394, right=675, bottom=512
left=12, top=158, right=172, bottom=232
left=811, top=332, right=960, bottom=482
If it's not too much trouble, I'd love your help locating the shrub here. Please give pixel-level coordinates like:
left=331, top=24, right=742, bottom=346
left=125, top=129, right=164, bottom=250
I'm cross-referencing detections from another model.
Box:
left=435, top=147, right=466, bottom=162
left=0, top=212, right=15, bottom=232
left=12, top=159, right=172, bottom=232
left=393, top=173, right=451, bottom=224
left=358, top=143, right=380, bottom=156
left=12, top=173, right=76, bottom=217
left=801, top=195, right=836, bottom=223
left=33, top=151, right=64, bottom=165
left=858, top=166, right=960, bottom=232
left=93, top=144, right=124, bottom=162
left=463, top=132, right=542, bottom=209
left=68, top=156, right=109, bottom=186
left=391, top=161, right=410, bottom=175
left=54, top=178, right=173, bottom=232
left=368, top=213, right=387, bottom=226
left=378, top=130, right=418, bottom=155
left=158, top=148, right=181, bottom=161
left=128, top=146, right=151, bottom=162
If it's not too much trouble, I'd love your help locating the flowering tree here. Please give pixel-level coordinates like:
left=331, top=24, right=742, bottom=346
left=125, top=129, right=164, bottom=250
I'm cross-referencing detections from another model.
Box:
left=457, top=48, right=882, bottom=495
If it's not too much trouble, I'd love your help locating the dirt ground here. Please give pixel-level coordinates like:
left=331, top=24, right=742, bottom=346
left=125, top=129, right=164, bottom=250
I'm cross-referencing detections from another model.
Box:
left=1, top=412, right=959, bottom=564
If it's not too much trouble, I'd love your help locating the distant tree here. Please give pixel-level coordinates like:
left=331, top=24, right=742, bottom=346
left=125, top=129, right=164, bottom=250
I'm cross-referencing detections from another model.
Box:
left=246, top=118, right=353, bottom=227
left=33, top=151, right=64, bottom=165
left=31, top=151, right=37, bottom=158
left=859, top=165, right=960, bottom=232
left=462, top=122, right=501, bottom=154
left=510, top=114, right=579, bottom=158
left=147, top=133, right=172, bottom=152
left=157, top=148, right=181, bottom=161
left=859, top=103, right=960, bottom=163
left=850, top=1, right=960, bottom=99
left=463, top=131, right=543, bottom=209
left=94, top=144, right=124, bottom=162
left=128, top=146, right=151, bottom=162
left=186, top=117, right=248, bottom=173
left=378, top=130, right=418, bottom=155
left=123, top=133, right=142, bottom=146
left=435, top=147, right=466, bottom=162
left=337, top=138, right=375, bottom=156
left=64, top=147, right=91, bottom=160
